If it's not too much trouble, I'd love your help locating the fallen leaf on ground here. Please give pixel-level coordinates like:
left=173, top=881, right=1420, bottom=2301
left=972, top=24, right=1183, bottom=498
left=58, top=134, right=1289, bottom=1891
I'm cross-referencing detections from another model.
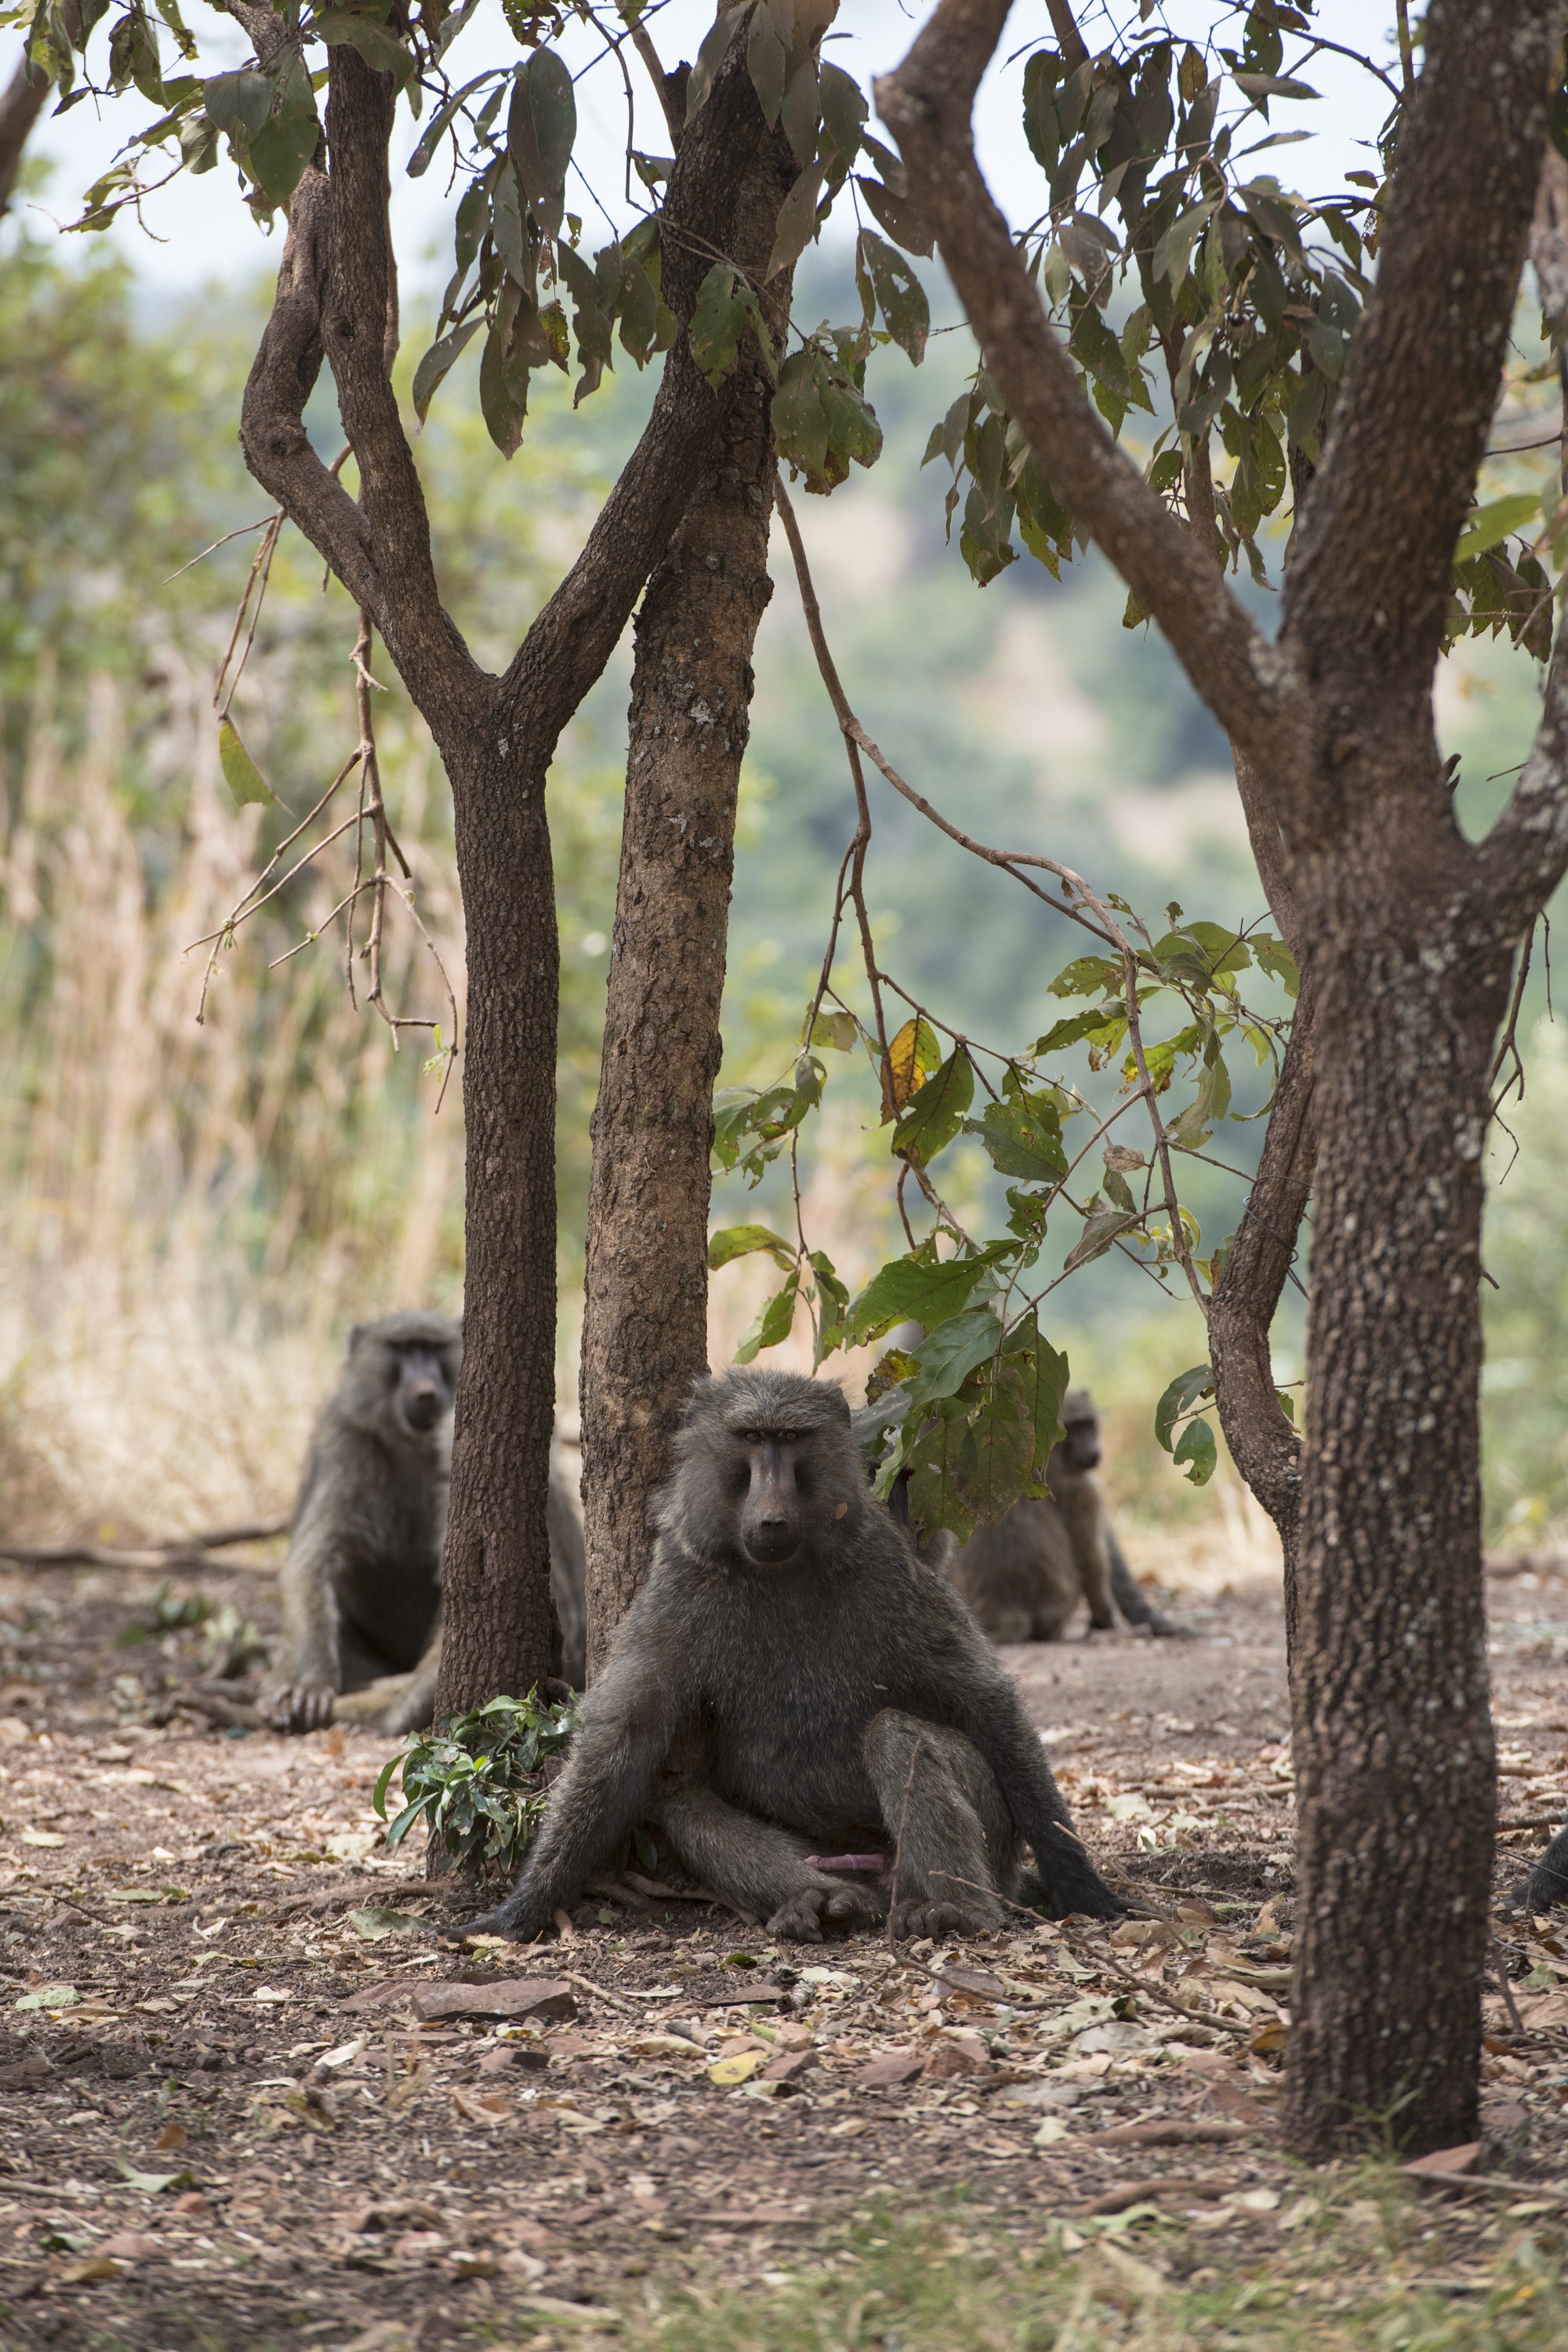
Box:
left=347, top=1907, right=427, bottom=1941
left=1403, top=2142, right=1483, bottom=2179
left=709, top=2049, right=764, bottom=2085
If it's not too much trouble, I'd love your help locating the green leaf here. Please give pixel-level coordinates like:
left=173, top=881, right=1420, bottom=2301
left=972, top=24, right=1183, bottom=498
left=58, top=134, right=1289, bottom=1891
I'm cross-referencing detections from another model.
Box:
left=479, top=281, right=529, bottom=457
left=735, top=1272, right=800, bottom=1363
left=314, top=10, right=414, bottom=84
left=1006, top=1314, right=1070, bottom=1490
left=708, top=1224, right=796, bottom=1272
left=745, top=1, right=785, bottom=125
left=1062, top=1207, right=1141, bottom=1272
left=766, top=158, right=824, bottom=281
left=1048, top=953, right=1122, bottom=1000
left=1232, top=70, right=1319, bottom=102
left=119, top=2162, right=193, bottom=2194
left=218, top=717, right=274, bottom=808
left=688, top=261, right=763, bottom=387
left=507, top=47, right=575, bottom=240
left=1034, top=1007, right=1122, bottom=1056
left=849, top=1253, right=993, bottom=1345
left=685, top=2, right=745, bottom=120
left=347, top=1906, right=426, bottom=1940
left=1454, top=494, right=1538, bottom=563
left=858, top=229, right=927, bottom=365
left=809, top=1009, right=858, bottom=1051
left=773, top=347, right=829, bottom=481
left=1155, top=1363, right=1214, bottom=1452
left=965, top=1091, right=1067, bottom=1183
left=856, top=172, right=933, bottom=258
left=1248, top=932, right=1299, bottom=998
left=247, top=53, right=320, bottom=205
left=407, top=70, right=491, bottom=176
left=893, top=1045, right=972, bottom=1167
left=818, top=60, right=866, bottom=167
left=1173, top=1417, right=1218, bottom=1485
left=372, top=1748, right=405, bottom=1818
left=412, top=318, right=481, bottom=423
left=906, top=1305, right=1003, bottom=1409
left=204, top=65, right=272, bottom=135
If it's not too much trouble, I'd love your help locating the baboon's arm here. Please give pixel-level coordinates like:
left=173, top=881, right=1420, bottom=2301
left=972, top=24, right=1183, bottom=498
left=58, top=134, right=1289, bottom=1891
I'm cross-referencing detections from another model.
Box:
left=1047, top=1464, right=1115, bottom=1629
left=931, top=1655, right=1124, bottom=1918
left=265, top=1478, right=346, bottom=1732
left=460, top=1619, right=685, bottom=1940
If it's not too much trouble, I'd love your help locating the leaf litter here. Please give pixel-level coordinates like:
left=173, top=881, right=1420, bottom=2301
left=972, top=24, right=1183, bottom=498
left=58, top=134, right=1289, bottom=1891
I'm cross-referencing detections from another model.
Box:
left=0, top=1556, right=1565, bottom=2342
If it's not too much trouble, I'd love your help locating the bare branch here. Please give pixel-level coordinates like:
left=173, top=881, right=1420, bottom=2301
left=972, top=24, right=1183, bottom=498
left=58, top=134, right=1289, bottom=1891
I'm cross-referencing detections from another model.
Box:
left=874, top=0, right=1303, bottom=793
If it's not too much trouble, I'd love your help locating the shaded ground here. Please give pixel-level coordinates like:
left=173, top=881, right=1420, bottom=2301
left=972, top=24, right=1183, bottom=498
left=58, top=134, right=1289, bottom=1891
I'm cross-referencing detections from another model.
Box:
left=0, top=1553, right=1564, bottom=2347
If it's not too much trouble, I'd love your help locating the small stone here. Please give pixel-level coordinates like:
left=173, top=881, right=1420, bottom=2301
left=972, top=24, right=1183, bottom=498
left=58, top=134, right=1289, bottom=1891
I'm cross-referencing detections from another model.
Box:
left=171, top=2191, right=209, bottom=2217
left=924, top=2034, right=992, bottom=2080
left=856, top=2051, right=924, bottom=2089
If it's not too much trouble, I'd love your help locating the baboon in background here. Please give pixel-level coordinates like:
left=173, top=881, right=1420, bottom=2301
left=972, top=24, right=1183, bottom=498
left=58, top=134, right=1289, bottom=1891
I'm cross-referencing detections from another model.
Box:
left=459, top=1367, right=1124, bottom=1946
left=949, top=1388, right=1194, bottom=1643
left=265, top=1313, right=586, bottom=1733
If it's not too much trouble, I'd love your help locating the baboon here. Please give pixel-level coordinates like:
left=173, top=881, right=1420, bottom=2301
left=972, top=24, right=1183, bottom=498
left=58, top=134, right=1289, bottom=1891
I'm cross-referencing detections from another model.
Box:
left=949, top=1388, right=1194, bottom=1642
left=459, top=1367, right=1125, bottom=1945
left=1508, top=1826, right=1568, bottom=1915
left=264, top=1313, right=586, bottom=1733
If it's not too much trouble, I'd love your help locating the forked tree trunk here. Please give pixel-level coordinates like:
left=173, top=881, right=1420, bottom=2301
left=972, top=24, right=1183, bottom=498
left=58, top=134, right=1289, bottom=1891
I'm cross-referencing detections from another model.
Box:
left=435, top=730, right=561, bottom=1711
left=1285, top=915, right=1512, bottom=2156
left=579, top=132, right=799, bottom=1678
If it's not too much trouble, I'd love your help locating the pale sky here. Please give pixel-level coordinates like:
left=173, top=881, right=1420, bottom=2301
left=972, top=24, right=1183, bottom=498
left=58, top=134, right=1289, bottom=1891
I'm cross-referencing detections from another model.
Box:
left=8, top=0, right=1397, bottom=296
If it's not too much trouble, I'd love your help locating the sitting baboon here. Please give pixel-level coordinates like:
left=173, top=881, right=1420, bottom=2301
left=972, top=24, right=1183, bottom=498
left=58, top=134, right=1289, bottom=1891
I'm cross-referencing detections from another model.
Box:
left=265, top=1313, right=586, bottom=1733
left=949, top=1388, right=1193, bottom=1642
left=459, top=1367, right=1124, bottom=1945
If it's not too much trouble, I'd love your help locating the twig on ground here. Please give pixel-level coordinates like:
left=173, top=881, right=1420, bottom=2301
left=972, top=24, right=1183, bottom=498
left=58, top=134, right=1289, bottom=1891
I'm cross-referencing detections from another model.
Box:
left=1059, top=1928, right=1253, bottom=2038
left=1078, top=2174, right=1238, bottom=2216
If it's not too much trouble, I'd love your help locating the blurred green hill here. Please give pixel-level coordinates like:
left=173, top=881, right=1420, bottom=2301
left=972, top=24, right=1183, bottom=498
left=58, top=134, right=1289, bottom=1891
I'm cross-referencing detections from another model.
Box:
left=0, top=227, right=1561, bottom=1548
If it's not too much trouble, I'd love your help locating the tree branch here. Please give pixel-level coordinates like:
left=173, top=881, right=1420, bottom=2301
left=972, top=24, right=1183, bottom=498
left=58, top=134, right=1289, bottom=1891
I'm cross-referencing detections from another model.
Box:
left=1476, top=147, right=1568, bottom=935
left=874, top=0, right=1305, bottom=791
left=0, top=55, right=49, bottom=215
left=495, top=38, right=768, bottom=744
left=1207, top=982, right=1315, bottom=1564
left=1284, top=0, right=1560, bottom=708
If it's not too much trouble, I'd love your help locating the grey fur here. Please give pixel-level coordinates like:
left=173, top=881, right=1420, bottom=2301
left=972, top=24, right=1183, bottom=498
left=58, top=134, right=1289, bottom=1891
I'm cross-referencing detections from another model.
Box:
left=949, top=1388, right=1195, bottom=1642
left=267, top=1313, right=585, bottom=1734
left=462, top=1367, right=1123, bottom=1944
left=1507, top=1824, right=1568, bottom=1915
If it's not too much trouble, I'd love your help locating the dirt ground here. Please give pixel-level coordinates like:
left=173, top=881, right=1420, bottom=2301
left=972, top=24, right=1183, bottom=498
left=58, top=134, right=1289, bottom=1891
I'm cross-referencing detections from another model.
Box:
left=0, top=1550, right=1566, bottom=2350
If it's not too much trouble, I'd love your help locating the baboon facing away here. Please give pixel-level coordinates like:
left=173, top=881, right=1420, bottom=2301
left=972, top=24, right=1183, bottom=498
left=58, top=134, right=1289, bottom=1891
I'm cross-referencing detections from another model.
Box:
left=949, top=1388, right=1192, bottom=1642
left=265, top=1314, right=585, bottom=1733
left=461, top=1367, right=1125, bottom=1945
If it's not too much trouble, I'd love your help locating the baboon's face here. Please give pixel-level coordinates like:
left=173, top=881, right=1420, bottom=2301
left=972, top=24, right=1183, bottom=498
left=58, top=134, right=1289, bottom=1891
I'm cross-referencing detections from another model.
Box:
left=389, top=1343, right=456, bottom=1438
left=733, top=1426, right=813, bottom=1566
left=1061, top=1414, right=1101, bottom=1472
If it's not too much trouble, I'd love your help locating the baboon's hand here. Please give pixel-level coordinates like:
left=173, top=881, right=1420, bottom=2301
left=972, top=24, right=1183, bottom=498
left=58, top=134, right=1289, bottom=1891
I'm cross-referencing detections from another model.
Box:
left=451, top=1890, right=552, bottom=1945
left=263, top=1682, right=336, bottom=1734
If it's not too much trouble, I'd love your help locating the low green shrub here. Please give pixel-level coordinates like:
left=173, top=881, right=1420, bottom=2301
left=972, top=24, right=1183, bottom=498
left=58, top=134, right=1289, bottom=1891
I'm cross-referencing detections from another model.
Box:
left=372, top=1688, right=576, bottom=1877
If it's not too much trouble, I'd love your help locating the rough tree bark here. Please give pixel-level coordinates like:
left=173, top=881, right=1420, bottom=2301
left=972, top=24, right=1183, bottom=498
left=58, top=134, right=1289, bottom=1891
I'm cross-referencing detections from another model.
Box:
left=230, top=5, right=777, bottom=1716
left=881, top=0, right=1568, bottom=2155
left=580, top=122, right=801, bottom=1680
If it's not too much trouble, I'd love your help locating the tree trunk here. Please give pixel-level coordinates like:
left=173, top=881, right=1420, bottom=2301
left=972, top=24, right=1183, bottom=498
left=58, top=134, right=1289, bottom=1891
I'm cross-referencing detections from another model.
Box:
left=579, top=132, right=800, bottom=1679
left=435, top=726, right=561, bottom=1712
left=1284, top=916, right=1512, bottom=2158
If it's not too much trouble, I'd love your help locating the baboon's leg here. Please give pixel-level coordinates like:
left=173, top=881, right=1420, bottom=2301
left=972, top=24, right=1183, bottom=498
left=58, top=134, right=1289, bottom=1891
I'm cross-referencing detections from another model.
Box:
left=1106, top=1529, right=1197, bottom=1637
left=863, top=1709, right=1018, bottom=1936
left=333, top=1624, right=442, bottom=1735
left=653, top=1784, right=884, bottom=1942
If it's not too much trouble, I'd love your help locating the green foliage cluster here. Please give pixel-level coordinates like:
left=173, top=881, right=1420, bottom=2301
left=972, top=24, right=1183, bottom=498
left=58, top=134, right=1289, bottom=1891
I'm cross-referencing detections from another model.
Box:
left=373, top=1688, right=575, bottom=1876
left=710, top=908, right=1295, bottom=1539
